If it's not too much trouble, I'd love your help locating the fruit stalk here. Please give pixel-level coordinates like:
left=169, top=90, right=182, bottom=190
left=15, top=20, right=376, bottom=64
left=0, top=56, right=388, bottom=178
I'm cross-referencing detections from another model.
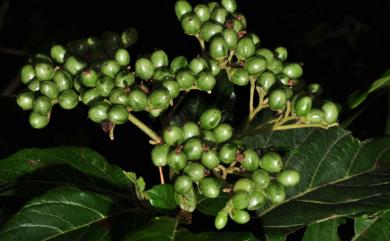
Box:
left=127, top=112, right=161, bottom=143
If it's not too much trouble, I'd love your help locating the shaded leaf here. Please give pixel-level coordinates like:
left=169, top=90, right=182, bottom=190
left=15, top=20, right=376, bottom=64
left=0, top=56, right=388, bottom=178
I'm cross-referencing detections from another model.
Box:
left=352, top=210, right=390, bottom=241
left=146, top=184, right=176, bottom=210
left=302, top=218, right=345, bottom=241
left=197, top=193, right=230, bottom=216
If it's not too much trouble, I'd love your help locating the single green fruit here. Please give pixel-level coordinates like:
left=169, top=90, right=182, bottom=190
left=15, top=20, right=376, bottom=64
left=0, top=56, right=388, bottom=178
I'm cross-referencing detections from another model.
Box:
left=268, top=89, right=287, bottom=110
left=183, top=138, right=203, bottom=160
left=174, top=175, right=193, bottom=194
left=175, top=0, right=192, bottom=20
left=189, top=57, right=208, bottom=75
left=294, top=96, right=312, bottom=116
left=135, top=58, right=154, bottom=80
left=181, top=14, right=201, bottom=35
left=29, top=112, right=49, bottom=129
left=260, top=152, right=283, bottom=173
left=163, top=125, right=183, bottom=146
left=88, top=101, right=109, bottom=123
left=170, top=56, right=188, bottom=73
left=274, top=47, right=288, bottom=62
left=232, top=191, right=249, bottom=210
left=151, top=49, right=169, bottom=68
left=53, top=69, right=73, bottom=91
left=266, top=183, right=286, bottom=204
left=184, top=162, right=205, bottom=181
left=209, top=36, right=228, bottom=60
left=244, top=55, right=267, bottom=75
left=182, top=122, right=201, bottom=140
left=115, top=71, right=135, bottom=87
left=80, top=69, right=98, bottom=87
left=27, top=78, right=40, bottom=92
left=167, top=150, right=188, bottom=171
left=151, top=144, right=169, bottom=167
left=194, top=4, right=210, bottom=22
left=247, top=191, right=266, bottom=210
left=162, top=79, right=180, bottom=98
left=64, top=56, right=87, bottom=75
left=201, top=150, right=220, bottom=169
left=121, top=27, right=138, bottom=47
left=241, top=149, right=260, bottom=171
left=199, top=108, right=221, bottom=130
left=153, top=67, right=174, bottom=82
left=213, top=123, right=233, bottom=143
left=277, top=74, right=290, bottom=86
left=50, top=45, right=66, bottom=63
left=202, top=130, right=217, bottom=144
left=236, top=37, right=255, bottom=60
left=59, top=89, right=79, bottom=110
left=82, top=88, right=101, bottom=105
left=276, top=170, right=300, bottom=187
left=215, top=212, right=228, bottom=230
left=221, top=0, right=237, bottom=13
left=109, top=88, right=129, bottom=105
left=208, top=59, right=221, bottom=76
left=211, top=7, right=228, bottom=24
left=248, top=32, right=260, bottom=46
left=40, top=81, right=59, bottom=100
left=283, top=63, right=303, bottom=79
left=251, top=169, right=270, bottom=189
left=101, top=60, right=121, bottom=78
left=21, top=64, right=36, bottom=84
left=257, top=71, right=276, bottom=91
left=219, top=143, right=237, bottom=164
left=232, top=19, right=244, bottom=33
left=35, top=62, right=55, bottom=81
left=199, top=177, right=220, bottom=198
left=96, top=76, right=115, bottom=97
left=233, top=12, right=247, bottom=28
left=256, top=48, right=274, bottom=63
left=307, top=83, right=322, bottom=95
left=108, top=104, right=128, bottom=125
left=200, top=20, right=223, bottom=41
left=128, top=89, right=148, bottom=111
left=17, top=90, right=35, bottom=110
left=305, top=108, right=325, bottom=124
left=233, top=178, right=255, bottom=193
left=322, top=101, right=339, bottom=124
left=196, top=71, right=216, bottom=91
left=176, top=69, right=196, bottom=89
left=32, top=96, right=52, bottom=115
left=222, top=29, right=238, bottom=50
left=114, top=49, right=130, bottom=66
left=267, top=58, right=283, bottom=74
left=230, top=209, right=250, bottom=224
left=208, top=2, right=220, bottom=13
left=150, top=88, right=171, bottom=110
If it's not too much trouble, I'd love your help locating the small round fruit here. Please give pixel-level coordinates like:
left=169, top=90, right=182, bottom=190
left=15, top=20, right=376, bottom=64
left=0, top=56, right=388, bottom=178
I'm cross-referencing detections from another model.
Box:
left=88, top=101, right=109, bottom=123
left=35, top=62, right=55, bottom=81
left=27, top=78, right=40, bottom=92
left=175, top=0, right=192, bottom=20
left=196, top=71, right=216, bottom=91
left=82, top=88, right=101, bottom=105
left=151, top=49, right=169, bottom=68
left=54, top=69, right=73, bottom=91
left=221, top=0, right=237, bottom=13
left=115, top=49, right=130, bottom=66
left=182, top=122, right=200, bottom=140
left=247, top=191, right=266, bottom=210
left=176, top=69, right=196, bottom=89
left=267, top=59, right=283, bottom=74
left=208, top=2, right=220, bottom=13
left=115, top=71, right=135, bottom=87
left=80, top=69, right=98, bottom=87
left=215, top=212, right=228, bottom=230
left=219, top=144, right=237, bottom=164
left=170, top=56, right=188, bottom=73
left=256, top=48, right=274, bottom=63
left=251, top=169, right=270, bottom=189
left=202, top=130, right=217, bottom=144
left=201, top=150, right=220, bottom=169
left=150, top=88, right=171, bottom=110
left=244, top=55, right=267, bottom=75
left=211, top=7, right=228, bottom=24
left=276, top=170, right=300, bottom=187
left=151, top=144, right=169, bottom=167
left=266, top=183, right=286, bottom=204
left=135, top=58, right=154, bottom=80
left=108, top=104, right=128, bottom=125
left=241, top=149, right=260, bottom=171
left=96, top=76, right=115, bottom=97
left=231, top=209, right=250, bottom=224
left=64, top=56, right=87, bottom=75
left=194, top=4, right=210, bottom=22
left=208, top=59, right=221, bottom=76
left=209, top=36, right=228, bottom=60
left=189, top=57, right=208, bottom=75
left=121, top=27, right=138, bottom=47
left=268, top=89, right=287, bottom=110
left=101, top=60, right=121, bottom=78
left=283, top=63, right=303, bottom=79
left=181, top=14, right=201, bottom=35
left=257, top=71, right=276, bottom=91
left=274, top=47, right=288, bottom=62
left=184, top=162, right=205, bottom=181
left=230, top=68, right=249, bottom=86
left=307, top=83, right=322, bottom=95
left=21, top=64, right=36, bottom=84
left=214, top=123, right=233, bottom=143
left=174, top=175, right=193, bottom=194
left=322, top=101, right=339, bottom=124
left=232, top=18, right=244, bottom=33
left=249, top=32, right=260, bottom=46
left=163, top=125, right=183, bottom=146
left=222, top=29, right=238, bottom=50
left=50, top=45, right=66, bottom=63
left=29, top=112, right=49, bottom=129
left=167, top=150, right=188, bottom=171
left=260, top=152, right=283, bottom=173
left=17, top=91, right=35, bottom=110
left=39, top=81, right=58, bottom=100
left=199, top=108, right=221, bottom=130
left=236, top=37, right=255, bottom=60
left=109, top=88, right=129, bottom=105
left=232, top=191, right=250, bottom=210
left=183, top=138, right=203, bottom=160
left=59, top=89, right=79, bottom=110
left=294, top=96, right=312, bottom=116
left=200, top=20, right=223, bottom=41
left=233, top=178, right=255, bottom=193
left=162, top=79, right=180, bottom=98
left=305, top=109, right=325, bottom=124
left=32, top=96, right=52, bottom=115
left=199, top=177, right=220, bottom=198
left=128, top=89, right=148, bottom=111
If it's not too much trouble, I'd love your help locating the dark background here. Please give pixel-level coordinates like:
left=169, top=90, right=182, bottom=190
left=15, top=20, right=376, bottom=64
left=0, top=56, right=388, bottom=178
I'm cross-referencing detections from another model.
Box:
left=0, top=0, right=389, bottom=240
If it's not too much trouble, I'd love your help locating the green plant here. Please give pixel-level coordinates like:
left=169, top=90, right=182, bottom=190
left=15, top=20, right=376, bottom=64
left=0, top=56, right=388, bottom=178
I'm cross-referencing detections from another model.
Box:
left=1, top=0, right=390, bottom=240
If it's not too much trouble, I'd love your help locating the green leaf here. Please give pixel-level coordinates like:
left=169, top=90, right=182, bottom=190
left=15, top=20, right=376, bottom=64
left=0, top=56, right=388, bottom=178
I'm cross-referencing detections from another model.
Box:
left=197, top=193, right=230, bottom=216
left=0, top=186, right=149, bottom=241
left=146, top=184, right=176, bottom=210
left=352, top=210, right=390, bottom=241
left=0, top=147, right=135, bottom=201
left=265, top=231, right=287, bottom=241
left=241, top=127, right=390, bottom=228
left=302, top=218, right=345, bottom=241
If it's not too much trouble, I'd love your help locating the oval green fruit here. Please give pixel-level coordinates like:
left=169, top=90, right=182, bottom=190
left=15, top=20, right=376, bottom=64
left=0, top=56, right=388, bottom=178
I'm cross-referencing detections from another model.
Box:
left=219, top=143, right=237, bottom=164
left=96, top=76, right=115, bottom=97
left=128, top=89, right=148, bottom=111
left=196, top=71, right=216, bottom=91
left=163, top=125, right=183, bottom=146
left=170, top=56, right=188, bottom=73
left=162, top=79, right=180, bottom=98
left=64, top=56, right=87, bottom=75
left=266, top=183, right=286, bottom=204
left=199, top=177, right=220, bottom=198
left=35, top=62, right=55, bottom=81
left=276, top=169, right=300, bottom=187
left=32, top=96, right=52, bottom=115
left=283, top=63, right=303, bottom=79
left=189, top=57, right=208, bottom=75
left=59, top=89, right=79, bottom=110
left=181, top=14, right=201, bottom=35
left=54, top=69, right=73, bottom=91
left=221, top=0, right=237, bottom=13
left=82, top=88, right=101, bottom=105
left=202, top=130, right=217, bottom=144
left=222, top=29, right=238, bottom=50
left=305, top=108, right=325, bottom=124
left=241, top=149, right=260, bottom=171
left=199, top=108, right=221, bottom=130
left=115, top=49, right=130, bottom=66
left=247, top=191, right=266, bottom=210
left=108, top=104, right=128, bottom=125
left=183, top=138, right=203, bottom=160
left=21, top=64, right=36, bottom=84
left=201, top=150, right=220, bottom=169
left=151, top=49, right=169, bottom=68
left=39, top=81, right=59, bottom=100
left=209, top=36, right=228, bottom=60
left=244, top=55, right=267, bottom=75
left=256, top=48, right=274, bottom=63
left=211, top=7, right=228, bottom=25
left=274, top=47, right=288, bottom=62
left=151, top=144, right=169, bottom=167
left=268, top=89, right=287, bottom=110
left=176, top=69, right=196, bottom=89
left=182, top=122, right=201, bottom=140
left=29, top=112, right=49, bottom=129
left=257, top=71, right=276, bottom=91
left=251, top=169, right=270, bottom=189
left=150, top=88, right=171, bottom=110
left=184, top=162, right=205, bottom=181
left=322, top=101, right=339, bottom=124
left=17, top=90, right=35, bottom=110
left=213, top=123, right=233, bottom=143
left=267, top=59, right=283, bottom=74
left=260, top=152, right=283, bottom=173
left=236, top=37, right=255, bottom=60
left=174, top=175, right=193, bottom=194
left=80, top=69, right=98, bottom=87
left=215, top=212, right=228, bottom=230
left=167, top=150, right=188, bottom=171
left=194, top=4, right=210, bottom=22
left=230, top=68, right=249, bottom=86
left=109, top=88, right=129, bottom=106
left=208, top=59, right=221, bottom=76
left=175, top=0, right=192, bottom=20
left=232, top=191, right=249, bottom=210
left=88, top=101, right=109, bottom=123
left=135, top=58, right=154, bottom=80
left=50, top=44, right=67, bottom=63
left=231, top=209, right=250, bottom=224
left=115, top=71, right=135, bottom=87
left=294, top=96, right=312, bottom=116
left=101, top=60, right=121, bottom=78
left=200, top=20, right=223, bottom=41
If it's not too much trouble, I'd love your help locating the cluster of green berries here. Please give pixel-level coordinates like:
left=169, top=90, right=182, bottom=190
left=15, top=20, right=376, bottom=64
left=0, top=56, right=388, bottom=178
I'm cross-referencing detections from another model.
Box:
left=150, top=108, right=300, bottom=229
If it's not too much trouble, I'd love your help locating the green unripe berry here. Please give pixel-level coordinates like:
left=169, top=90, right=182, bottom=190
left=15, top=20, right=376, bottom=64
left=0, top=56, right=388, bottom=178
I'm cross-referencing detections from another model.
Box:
left=184, top=162, right=205, bottom=181
left=236, top=37, right=256, bottom=60
left=80, top=69, right=98, bottom=87
left=21, top=64, right=36, bottom=84
left=96, top=76, right=115, bottom=97
left=232, top=191, right=249, bottom=210
left=176, top=69, right=196, bottom=89
left=209, top=36, right=228, bottom=60
left=82, top=88, right=101, bottom=105
left=232, top=19, right=244, bottom=33
left=196, top=71, right=216, bottom=91
left=40, top=81, right=59, bottom=100
left=27, top=79, right=40, bottom=92
left=307, top=83, right=322, bottom=95
left=221, top=0, right=237, bottom=13
left=294, top=96, right=312, bottom=116
left=268, top=89, right=287, bottom=110
left=277, top=74, right=290, bottom=86
left=121, top=27, right=138, bottom=47
left=266, top=183, right=286, bottom=204
left=256, top=48, right=274, bottom=63
left=199, top=177, right=220, bottom=198
left=189, top=57, right=208, bottom=75
left=322, top=101, right=339, bottom=124
left=53, top=69, right=73, bottom=91
left=231, top=209, right=250, bottom=224
left=163, top=125, right=183, bottom=146
left=88, top=101, right=109, bottom=123
left=200, top=21, right=223, bottom=41
left=17, top=90, right=35, bottom=110
left=274, top=47, right=288, bottom=62
left=59, top=89, right=79, bottom=110
left=211, top=7, right=228, bottom=25
left=29, top=112, right=49, bottom=129
left=219, top=144, right=237, bottom=164
left=151, top=50, right=169, bottom=68
left=153, top=67, right=174, bottom=82
left=108, top=88, right=128, bottom=105
left=114, top=49, right=130, bottom=66
left=201, top=150, right=220, bottom=169
left=267, top=59, right=283, bottom=74
left=135, top=58, right=154, bottom=80
left=194, top=4, right=210, bottom=22
left=213, top=123, right=233, bottom=143
left=108, top=104, right=128, bottom=125
left=247, top=191, right=266, bottom=210
left=248, top=33, right=260, bottom=46
left=170, top=56, right=188, bottom=73
left=207, top=59, right=221, bottom=76
left=50, top=45, right=66, bottom=63
left=151, top=144, right=169, bottom=167
left=32, top=96, right=52, bottom=115
left=233, top=178, right=256, bottom=193
left=234, top=13, right=247, bottom=28
left=199, top=108, right=221, bottom=130
left=115, top=71, right=135, bottom=87
left=215, top=212, right=228, bottom=230
left=241, top=149, right=260, bottom=171
left=244, top=56, right=267, bottom=75
left=167, top=150, right=188, bottom=171
left=276, top=170, right=300, bottom=187
left=35, top=62, right=55, bottom=81
left=222, top=29, right=238, bottom=50
left=257, top=71, right=276, bottom=91
left=101, top=60, right=121, bottom=78
left=202, top=130, right=217, bottom=144
left=183, top=122, right=200, bottom=140
left=260, top=152, right=283, bottom=173
left=181, top=14, right=201, bottom=35
left=305, top=109, right=325, bottom=124
left=283, top=63, right=303, bottom=79
left=251, top=169, right=270, bottom=189
left=64, top=56, right=86, bottom=75
left=128, top=89, right=148, bottom=111
left=175, top=0, right=192, bottom=20
left=183, top=138, right=203, bottom=160
left=162, top=79, right=180, bottom=99
left=208, top=2, right=220, bottom=13
left=150, top=88, right=171, bottom=110
left=174, top=175, right=193, bottom=194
